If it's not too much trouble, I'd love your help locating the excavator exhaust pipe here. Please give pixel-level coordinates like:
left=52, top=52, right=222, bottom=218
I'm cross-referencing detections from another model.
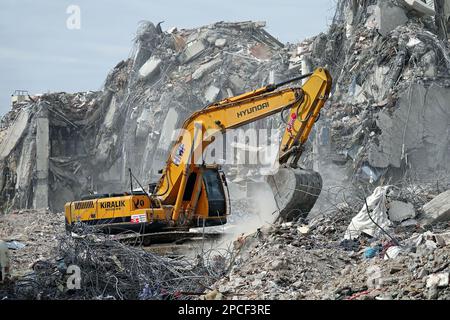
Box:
left=267, top=167, right=322, bottom=221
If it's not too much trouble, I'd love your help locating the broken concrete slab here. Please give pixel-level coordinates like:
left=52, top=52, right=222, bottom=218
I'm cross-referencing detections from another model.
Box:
left=250, top=43, right=273, bottom=60
left=373, top=84, right=450, bottom=171
left=229, top=74, right=245, bottom=92
left=179, top=40, right=207, bottom=64
left=367, top=0, right=409, bottom=37
left=400, top=0, right=435, bottom=16
left=103, top=95, right=117, bottom=129
left=15, top=124, right=36, bottom=207
left=215, top=38, right=227, bottom=48
left=138, top=57, right=162, bottom=79
left=421, top=189, right=450, bottom=226
left=136, top=107, right=152, bottom=139
left=0, top=108, right=30, bottom=160
left=192, top=58, right=221, bottom=80
left=426, top=273, right=449, bottom=288
left=388, top=201, right=416, bottom=223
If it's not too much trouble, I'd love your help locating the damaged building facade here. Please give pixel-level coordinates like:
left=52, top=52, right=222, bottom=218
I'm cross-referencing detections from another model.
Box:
left=301, top=0, right=450, bottom=186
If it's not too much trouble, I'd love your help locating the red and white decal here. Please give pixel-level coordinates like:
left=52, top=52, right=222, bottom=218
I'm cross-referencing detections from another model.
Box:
left=131, top=214, right=147, bottom=223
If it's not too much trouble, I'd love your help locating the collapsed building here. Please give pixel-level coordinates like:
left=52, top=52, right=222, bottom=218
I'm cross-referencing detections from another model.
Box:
left=0, top=21, right=294, bottom=213
left=304, top=0, right=450, bottom=183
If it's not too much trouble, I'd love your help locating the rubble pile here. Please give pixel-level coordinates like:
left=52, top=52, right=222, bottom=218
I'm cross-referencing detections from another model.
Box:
left=3, top=1, right=448, bottom=213
left=295, top=0, right=450, bottom=186
left=211, top=183, right=450, bottom=300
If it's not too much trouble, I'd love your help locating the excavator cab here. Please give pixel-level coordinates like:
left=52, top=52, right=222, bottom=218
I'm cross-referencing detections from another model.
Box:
left=182, top=167, right=228, bottom=227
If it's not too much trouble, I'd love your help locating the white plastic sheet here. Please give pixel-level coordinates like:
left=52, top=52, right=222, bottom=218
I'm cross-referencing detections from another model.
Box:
left=344, top=186, right=393, bottom=240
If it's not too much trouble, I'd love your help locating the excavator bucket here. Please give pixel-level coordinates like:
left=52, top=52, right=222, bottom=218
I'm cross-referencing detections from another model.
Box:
left=266, top=167, right=322, bottom=221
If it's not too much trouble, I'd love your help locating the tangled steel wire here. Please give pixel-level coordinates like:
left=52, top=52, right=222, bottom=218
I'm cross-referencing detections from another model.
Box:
left=10, top=225, right=233, bottom=300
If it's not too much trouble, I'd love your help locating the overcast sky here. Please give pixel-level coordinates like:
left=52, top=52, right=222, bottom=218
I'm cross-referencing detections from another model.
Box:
left=0, top=0, right=336, bottom=116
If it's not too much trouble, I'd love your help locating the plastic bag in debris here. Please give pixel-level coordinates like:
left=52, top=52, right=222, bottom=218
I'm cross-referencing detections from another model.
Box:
left=344, top=186, right=393, bottom=240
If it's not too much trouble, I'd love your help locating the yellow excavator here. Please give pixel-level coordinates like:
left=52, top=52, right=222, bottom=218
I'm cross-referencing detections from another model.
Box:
left=64, top=68, right=332, bottom=233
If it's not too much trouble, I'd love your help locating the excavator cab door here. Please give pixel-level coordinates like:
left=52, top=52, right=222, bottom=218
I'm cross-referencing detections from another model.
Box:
left=192, top=168, right=228, bottom=227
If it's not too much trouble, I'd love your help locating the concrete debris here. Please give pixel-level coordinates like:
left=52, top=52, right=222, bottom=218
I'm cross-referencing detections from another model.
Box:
left=303, top=0, right=450, bottom=188
left=192, top=58, right=222, bottom=80
left=0, top=209, right=64, bottom=276
left=215, top=38, right=227, bottom=48
left=401, top=0, right=436, bottom=16
left=204, top=85, right=221, bottom=103
left=179, top=40, right=207, bottom=64
left=0, top=108, right=30, bottom=160
left=421, top=189, right=450, bottom=226
left=407, top=231, right=450, bottom=247
left=426, top=273, right=449, bottom=288
left=375, top=0, right=409, bottom=37
left=384, top=246, right=402, bottom=260
left=5, top=241, right=26, bottom=250
left=210, top=196, right=450, bottom=299
left=138, top=57, right=162, bottom=79
left=387, top=200, right=416, bottom=222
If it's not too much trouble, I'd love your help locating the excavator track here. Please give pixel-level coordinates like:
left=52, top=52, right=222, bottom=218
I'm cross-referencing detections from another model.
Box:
left=267, top=167, right=322, bottom=221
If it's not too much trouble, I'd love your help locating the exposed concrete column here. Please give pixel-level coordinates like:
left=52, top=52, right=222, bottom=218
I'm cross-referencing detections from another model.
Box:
left=301, top=56, right=312, bottom=85
left=33, top=104, right=49, bottom=209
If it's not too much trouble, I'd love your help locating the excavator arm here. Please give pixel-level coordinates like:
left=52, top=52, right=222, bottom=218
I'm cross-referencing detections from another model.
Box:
left=155, top=68, right=332, bottom=221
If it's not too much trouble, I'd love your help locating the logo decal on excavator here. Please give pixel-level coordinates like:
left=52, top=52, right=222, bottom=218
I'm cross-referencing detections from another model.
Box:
left=173, top=143, right=185, bottom=166
left=236, top=102, right=269, bottom=118
left=133, top=199, right=145, bottom=209
left=287, top=113, right=297, bottom=136
left=100, top=200, right=125, bottom=209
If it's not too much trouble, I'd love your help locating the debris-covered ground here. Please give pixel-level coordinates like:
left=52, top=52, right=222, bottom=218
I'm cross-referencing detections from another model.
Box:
left=211, top=180, right=450, bottom=300
left=0, top=214, right=234, bottom=300
left=0, top=209, right=64, bottom=276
